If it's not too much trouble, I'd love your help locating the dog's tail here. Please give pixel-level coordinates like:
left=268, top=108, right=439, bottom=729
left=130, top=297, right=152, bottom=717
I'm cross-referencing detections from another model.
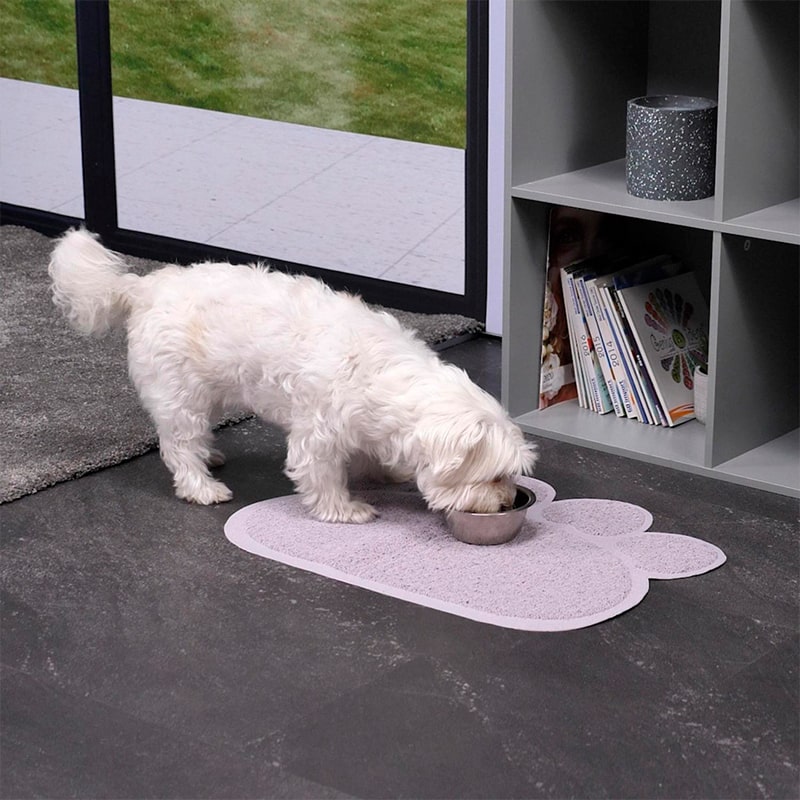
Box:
left=48, top=228, right=140, bottom=335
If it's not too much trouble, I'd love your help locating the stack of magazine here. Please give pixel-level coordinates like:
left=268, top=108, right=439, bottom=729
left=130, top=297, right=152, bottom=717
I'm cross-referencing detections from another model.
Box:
left=539, top=210, right=710, bottom=427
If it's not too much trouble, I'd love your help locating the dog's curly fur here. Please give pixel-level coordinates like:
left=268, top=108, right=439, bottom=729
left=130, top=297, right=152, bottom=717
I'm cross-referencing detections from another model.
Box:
left=49, top=228, right=537, bottom=522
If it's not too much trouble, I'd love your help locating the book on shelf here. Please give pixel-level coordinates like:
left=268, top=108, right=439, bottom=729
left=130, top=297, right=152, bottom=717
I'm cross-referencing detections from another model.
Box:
left=540, top=212, right=708, bottom=427
left=563, top=262, right=616, bottom=415
left=585, top=274, right=638, bottom=419
left=593, top=255, right=681, bottom=424
left=599, top=279, right=654, bottom=423
left=604, top=279, right=666, bottom=425
left=539, top=211, right=578, bottom=409
left=537, top=207, right=710, bottom=427
left=579, top=275, right=627, bottom=417
left=616, top=271, right=710, bottom=426
left=538, top=207, right=621, bottom=410
left=560, top=264, right=595, bottom=410
left=604, top=256, right=687, bottom=425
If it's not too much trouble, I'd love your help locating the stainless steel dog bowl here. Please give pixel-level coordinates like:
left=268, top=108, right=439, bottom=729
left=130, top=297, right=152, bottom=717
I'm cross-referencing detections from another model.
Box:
left=446, top=485, right=535, bottom=545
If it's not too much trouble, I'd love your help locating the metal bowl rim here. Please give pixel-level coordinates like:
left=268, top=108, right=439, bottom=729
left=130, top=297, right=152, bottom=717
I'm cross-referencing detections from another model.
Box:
left=446, top=485, right=535, bottom=518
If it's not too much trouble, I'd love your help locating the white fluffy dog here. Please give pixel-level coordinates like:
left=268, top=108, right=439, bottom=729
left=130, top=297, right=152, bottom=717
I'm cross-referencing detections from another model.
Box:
left=49, top=228, right=537, bottom=522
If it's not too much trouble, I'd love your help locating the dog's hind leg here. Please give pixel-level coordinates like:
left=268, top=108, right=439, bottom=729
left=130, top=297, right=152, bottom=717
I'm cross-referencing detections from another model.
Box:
left=156, top=412, right=233, bottom=505
left=285, top=432, right=377, bottom=523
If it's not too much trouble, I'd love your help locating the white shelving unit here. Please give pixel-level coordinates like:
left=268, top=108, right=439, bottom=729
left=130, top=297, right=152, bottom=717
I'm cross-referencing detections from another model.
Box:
left=502, top=0, right=799, bottom=497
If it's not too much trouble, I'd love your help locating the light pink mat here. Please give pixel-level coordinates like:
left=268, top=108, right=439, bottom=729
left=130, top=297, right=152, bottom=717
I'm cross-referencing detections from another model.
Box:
left=224, top=476, right=725, bottom=631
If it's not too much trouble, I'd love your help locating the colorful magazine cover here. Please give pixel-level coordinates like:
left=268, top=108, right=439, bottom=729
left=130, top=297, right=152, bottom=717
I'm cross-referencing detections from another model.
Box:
left=616, top=271, right=710, bottom=426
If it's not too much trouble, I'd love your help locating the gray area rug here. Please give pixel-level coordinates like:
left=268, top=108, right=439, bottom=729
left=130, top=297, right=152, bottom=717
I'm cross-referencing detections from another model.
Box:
left=0, top=225, right=483, bottom=503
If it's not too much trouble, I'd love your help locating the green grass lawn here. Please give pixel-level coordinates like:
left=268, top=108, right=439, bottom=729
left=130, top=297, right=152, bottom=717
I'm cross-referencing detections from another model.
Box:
left=0, top=0, right=466, bottom=148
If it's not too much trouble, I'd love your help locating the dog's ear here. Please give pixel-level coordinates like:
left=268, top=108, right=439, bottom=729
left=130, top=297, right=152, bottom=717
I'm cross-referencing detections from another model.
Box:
left=517, top=439, right=538, bottom=476
left=416, top=417, right=488, bottom=480
left=417, top=414, right=537, bottom=481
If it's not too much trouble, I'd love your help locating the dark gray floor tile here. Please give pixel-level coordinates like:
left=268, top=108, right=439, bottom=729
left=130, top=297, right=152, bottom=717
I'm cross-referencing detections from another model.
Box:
left=2, top=337, right=797, bottom=800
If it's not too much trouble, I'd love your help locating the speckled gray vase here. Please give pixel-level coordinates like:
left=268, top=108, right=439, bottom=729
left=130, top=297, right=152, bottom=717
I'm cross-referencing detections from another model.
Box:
left=626, top=95, right=717, bottom=201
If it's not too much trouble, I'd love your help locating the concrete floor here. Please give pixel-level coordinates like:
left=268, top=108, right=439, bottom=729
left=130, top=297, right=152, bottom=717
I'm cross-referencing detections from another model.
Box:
left=0, top=77, right=465, bottom=294
left=1, top=337, right=798, bottom=800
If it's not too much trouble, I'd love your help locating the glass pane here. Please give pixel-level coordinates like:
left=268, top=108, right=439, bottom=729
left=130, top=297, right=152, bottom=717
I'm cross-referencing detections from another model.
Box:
left=109, top=0, right=466, bottom=293
left=0, top=0, right=84, bottom=216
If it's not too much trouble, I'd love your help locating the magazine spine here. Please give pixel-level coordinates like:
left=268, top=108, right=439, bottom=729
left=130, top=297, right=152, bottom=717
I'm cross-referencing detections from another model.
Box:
left=567, top=269, right=609, bottom=413
left=597, top=284, right=649, bottom=423
left=609, top=286, right=667, bottom=425
left=588, top=279, right=637, bottom=419
left=576, top=276, right=621, bottom=416
left=560, top=266, right=590, bottom=409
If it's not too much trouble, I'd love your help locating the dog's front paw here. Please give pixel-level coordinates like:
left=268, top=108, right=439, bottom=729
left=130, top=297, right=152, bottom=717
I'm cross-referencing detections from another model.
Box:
left=177, top=479, right=233, bottom=505
left=341, top=500, right=379, bottom=523
left=313, top=499, right=378, bottom=524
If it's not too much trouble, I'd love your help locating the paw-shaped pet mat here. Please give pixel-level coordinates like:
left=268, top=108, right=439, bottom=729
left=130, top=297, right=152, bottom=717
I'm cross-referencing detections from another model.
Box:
left=224, top=476, right=725, bottom=631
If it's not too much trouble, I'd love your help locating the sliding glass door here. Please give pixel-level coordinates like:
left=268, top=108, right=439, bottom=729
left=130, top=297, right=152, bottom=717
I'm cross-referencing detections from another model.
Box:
left=0, top=0, right=487, bottom=319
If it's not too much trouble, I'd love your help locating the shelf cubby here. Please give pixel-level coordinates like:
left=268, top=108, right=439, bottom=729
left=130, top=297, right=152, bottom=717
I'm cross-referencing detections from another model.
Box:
left=502, top=0, right=799, bottom=498
left=717, top=0, right=799, bottom=223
